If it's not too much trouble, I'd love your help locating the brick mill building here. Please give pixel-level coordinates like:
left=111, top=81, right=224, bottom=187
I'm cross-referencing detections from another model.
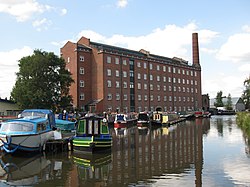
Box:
left=60, top=33, right=202, bottom=114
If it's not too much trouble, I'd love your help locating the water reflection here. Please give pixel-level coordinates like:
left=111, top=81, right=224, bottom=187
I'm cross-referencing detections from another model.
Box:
left=0, top=153, right=74, bottom=186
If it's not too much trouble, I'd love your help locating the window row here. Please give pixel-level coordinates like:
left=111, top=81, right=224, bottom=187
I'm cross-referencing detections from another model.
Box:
left=106, top=93, right=196, bottom=102
left=106, top=56, right=198, bottom=76
left=106, top=69, right=198, bottom=85
left=106, top=106, right=195, bottom=113
left=107, top=80, right=198, bottom=93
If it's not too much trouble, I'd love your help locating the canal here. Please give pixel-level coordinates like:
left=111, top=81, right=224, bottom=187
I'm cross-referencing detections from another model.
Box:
left=0, top=115, right=249, bottom=186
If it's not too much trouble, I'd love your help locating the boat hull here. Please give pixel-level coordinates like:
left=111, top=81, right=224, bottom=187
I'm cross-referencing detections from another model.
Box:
left=73, top=135, right=112, bottom=153
left=0, top=131, right=54, bottom=153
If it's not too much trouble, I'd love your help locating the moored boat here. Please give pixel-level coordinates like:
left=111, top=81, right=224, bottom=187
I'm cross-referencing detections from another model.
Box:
left=0, top=109, right=56, bottom=154
left=137, top=111, right=150, bottom=128
left=113, top=113, right=137, bottom=129
left=72, top=115, right=112, bottom=153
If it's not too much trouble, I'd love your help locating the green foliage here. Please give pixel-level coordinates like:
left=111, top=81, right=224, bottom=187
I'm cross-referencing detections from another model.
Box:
left=236, top=112, right=250, bottom=137
left=11, top=49, right=74, bottom=111
left=225, top=94, right=233, bottom=110
left=214, top=91, right=224, bottom=107
left=243, top=76, right=250, bottom=110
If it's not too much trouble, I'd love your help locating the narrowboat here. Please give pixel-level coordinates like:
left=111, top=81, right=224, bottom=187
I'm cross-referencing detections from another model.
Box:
left=114, top=113, right=137, bottom=129
left=0, top=109, right=56, bottom=154
left=137, top=111, right=150, bottom=128
left=151, top=111, right=181, bottom=127
left=72, top=115, right=112, bottom=153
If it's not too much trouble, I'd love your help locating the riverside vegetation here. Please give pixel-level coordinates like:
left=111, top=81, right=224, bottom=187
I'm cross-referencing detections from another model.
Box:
left=236, top=112, right=250, bottom=137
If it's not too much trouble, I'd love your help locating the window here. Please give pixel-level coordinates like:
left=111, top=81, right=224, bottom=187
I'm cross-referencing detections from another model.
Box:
left=157, top=65, right=160, bottom=71
left=80, top=67, right=84, bottom=74
left=169, top=86, right=172, bottom=91
left=163, top=66, right=166, bottom=72
left=168, top=67, right=171, bottom=73
left=182, top=69, right=185, bottom=75
left=169, top=96, right=172, bottom=101
left=137, top=73, right=141, bottom=80
left=123, top=59, right=127, bottom=65
left=163, top=85, right=166, bottom=91
left=173, top=67, right=176, bottom=73
left=80, top=93, right=84, bottom=100
left=150, top=95, right=153, bottom=101
left=144, top=74, right=147, bottom=80
left=115, top=57, right=119, bottom=64
left=157, top=96, right=160, bottom=101
left=149, top=63, right=153, bottom=70
left=116, top=70, right=119, bottom=77
left=183, top=79, right=185, bottom=84
left=107, top=94, right=112, bottom=100
left=116, top=81, right=120, bottom=88
left=80, top=80, right=84, bottom=87
left=137, top=62, right=141, bottom=67
left=157, top=85, right=160, bottom=91
left=124, top=94, right=127, bottom=100
left=80, top=56, right=84, bottom=62
left=144, top=95, right=148, bottom=101
left=157, top=76, right=160, bottom=82
left=178, top=69, right=181, bottom=74
left=107, top=80, right=111, bottom=87
left=123, top=82, right=127, bottom=88
left=138, top=95, right=141, bottom=101
left=150, top=84, right=153, bottom=90
left=116, top=93, right=120, bottom=100
left=150, top=74, right=153, bottom=81
left=163, top=76, right=166, bottom=82
left=144, top=84, right=147, bottom=90
left=144, top=62, right=147, bottom=69
left=107, top=69, right=111, bottom=76
left=67, top=57, right=70, bottom=63
left=107, top=56, right=111, bottom=63
left=123, top=71, right=127, bottom=77
left=138, top=83, right=141, bottom=89
left=168, top=77, right=171, bottom=83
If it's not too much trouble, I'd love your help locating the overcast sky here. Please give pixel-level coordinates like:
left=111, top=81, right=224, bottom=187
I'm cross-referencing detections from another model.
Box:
left=0, top=0, right=250, bottom=99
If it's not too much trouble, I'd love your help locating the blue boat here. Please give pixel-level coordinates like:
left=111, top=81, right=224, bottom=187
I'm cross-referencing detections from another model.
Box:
left=0, top=109, right=56, bottom=154
left=73, top=115, right=112, bottom=153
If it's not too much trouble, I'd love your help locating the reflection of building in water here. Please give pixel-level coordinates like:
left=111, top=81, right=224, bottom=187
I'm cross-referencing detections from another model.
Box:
left=110, top=119, right=210, bottom=186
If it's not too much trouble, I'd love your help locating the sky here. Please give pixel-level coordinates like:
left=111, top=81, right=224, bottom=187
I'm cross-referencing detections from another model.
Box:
left=0, top=0, right=250, bottom=100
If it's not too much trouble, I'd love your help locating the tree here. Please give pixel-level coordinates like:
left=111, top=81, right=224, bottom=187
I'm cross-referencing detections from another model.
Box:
left=225, top=94, right=233, bottom=110
left=214, top=91, right=224, bottom=107
left=11, top=50, right=74, bottom=111
left=243, top=76, right=250, bottom=110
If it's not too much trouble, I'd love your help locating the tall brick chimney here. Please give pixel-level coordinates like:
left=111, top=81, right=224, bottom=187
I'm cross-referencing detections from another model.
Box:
left=192, top=33, right=200, bottom=67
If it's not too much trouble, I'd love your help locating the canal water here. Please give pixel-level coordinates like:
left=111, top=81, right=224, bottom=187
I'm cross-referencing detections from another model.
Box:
left=0, top=115, right=249, bottom=187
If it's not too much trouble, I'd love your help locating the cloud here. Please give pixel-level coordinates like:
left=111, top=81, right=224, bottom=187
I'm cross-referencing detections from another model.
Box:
left=0, top=0, right=51, bottom=22
left=117, top=0, right=128, bottom=8
left=0, top=46, right=33, bottom=98
left=216, top=32, right=250, bottom=62
left=203, top=74, right=245, bottom=98
left=238, top=64, right=250, bottom=73
left=76, top=22, right=218, bottom=62
left=32, top=18, right=52, bottom=31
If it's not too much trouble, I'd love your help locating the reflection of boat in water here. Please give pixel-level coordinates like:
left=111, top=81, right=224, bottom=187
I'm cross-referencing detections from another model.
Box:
left=73, top=115, right=112, bottom=153
left=0, top=154, right=51, bottom=186
left=73, top=152, right=111, bottom=186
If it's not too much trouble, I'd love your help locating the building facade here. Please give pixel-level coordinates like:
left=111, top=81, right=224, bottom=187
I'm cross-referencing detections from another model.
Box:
left=60, top=33, right=202, bottom=113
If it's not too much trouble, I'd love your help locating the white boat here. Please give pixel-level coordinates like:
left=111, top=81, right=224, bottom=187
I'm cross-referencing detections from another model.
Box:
left=0, top=109, right=56, bottom=154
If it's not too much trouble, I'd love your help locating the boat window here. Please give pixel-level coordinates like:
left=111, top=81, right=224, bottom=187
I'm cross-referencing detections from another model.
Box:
left=77, top=120, right=86, bottom=134
left=21, top=111, right=46, bottom=118
left=94, top=120, right=99, bottom=134
left=37, top=122, right=47, bottom=132
left=116, top=114, right=125, bottom=121
left=88, top=120, right=92, bottom=134
left=0, top=122, right=34, bottom=132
